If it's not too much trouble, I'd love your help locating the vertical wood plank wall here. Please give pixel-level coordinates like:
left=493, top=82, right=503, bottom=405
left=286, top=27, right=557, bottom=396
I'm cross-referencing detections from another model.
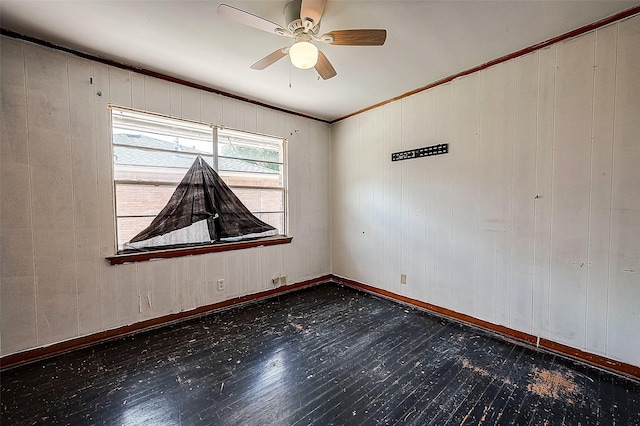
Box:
left=331, top=16, right=640, bottom=367
left=0, top=37, right=331, bottom=357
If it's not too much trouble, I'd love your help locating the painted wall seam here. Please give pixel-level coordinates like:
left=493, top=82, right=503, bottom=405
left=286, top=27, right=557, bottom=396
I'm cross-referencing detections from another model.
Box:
left=66, top=56, right=81, bottom=336
left=22, top=45, right=39, bottom=347
left=585, top=28, right=597, bottom=352
left=604, top=21, right=620, bottom=359
left=531, top=50, right=540, bottom=339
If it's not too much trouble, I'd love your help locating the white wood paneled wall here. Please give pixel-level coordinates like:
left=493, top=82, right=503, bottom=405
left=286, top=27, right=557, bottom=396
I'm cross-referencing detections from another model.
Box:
left=331, top=17, right=640, bottom=367
left=0, top=37, right=331, bottom=356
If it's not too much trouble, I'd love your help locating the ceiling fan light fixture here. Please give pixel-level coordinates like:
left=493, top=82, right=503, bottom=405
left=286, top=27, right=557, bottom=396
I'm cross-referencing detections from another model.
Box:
left=289, top=41, right=318, bottom=69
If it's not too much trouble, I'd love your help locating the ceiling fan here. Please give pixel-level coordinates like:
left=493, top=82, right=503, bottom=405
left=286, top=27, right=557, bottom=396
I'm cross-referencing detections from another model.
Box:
left=217, top=0, right=387, bottom=80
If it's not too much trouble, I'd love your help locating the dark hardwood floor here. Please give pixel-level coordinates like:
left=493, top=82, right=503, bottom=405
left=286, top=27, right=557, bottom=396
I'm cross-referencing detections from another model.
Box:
left=2, top=283, right=639, bottom=425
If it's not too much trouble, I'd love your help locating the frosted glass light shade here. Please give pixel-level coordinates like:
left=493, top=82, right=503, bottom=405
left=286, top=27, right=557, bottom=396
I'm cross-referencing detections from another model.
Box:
left=289, top=41, right=318, bottom=69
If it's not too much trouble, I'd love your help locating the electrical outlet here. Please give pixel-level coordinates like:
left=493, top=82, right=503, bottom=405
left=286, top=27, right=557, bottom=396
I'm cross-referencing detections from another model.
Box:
left=272, top=276, right=279, bottom=286
left=280, top=275, right=287, bottom=285
left=217, top=279, right=224, bottom=291
left=400, top=274, right=407, bottom=285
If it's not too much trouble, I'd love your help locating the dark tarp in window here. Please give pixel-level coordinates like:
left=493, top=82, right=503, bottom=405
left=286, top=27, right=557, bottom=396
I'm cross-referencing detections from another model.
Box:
left=124, top=156, right=277, bottom=251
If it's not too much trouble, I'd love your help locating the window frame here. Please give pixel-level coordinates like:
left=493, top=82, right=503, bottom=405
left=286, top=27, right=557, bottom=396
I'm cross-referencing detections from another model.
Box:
left=108, top=105, right=290, bottom=263
left=215, top=126, right=288, bottom=237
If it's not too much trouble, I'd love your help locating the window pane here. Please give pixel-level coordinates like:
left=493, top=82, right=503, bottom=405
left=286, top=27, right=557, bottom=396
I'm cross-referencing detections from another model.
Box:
left=218, top=156, right=282, bottom=175
left=117, top=217, right=154, bottom=250
left=228, top=187, right=284, bottom=212
left=217, top=128, right=285, bottom=236
left=217, top=128, right=282, bottom=163
left=254, top=212, right=284, bottom=234
left=218, top=168, right=282, bottom=188
left=113, top=133, right=214, bottom=184
left=112, top=108, right=212, bottom=143
left=115, top=183, right=176, bottom=216
left=114, top=163, right=189, bottom=185
left=218, top=140, right=281, bottom=163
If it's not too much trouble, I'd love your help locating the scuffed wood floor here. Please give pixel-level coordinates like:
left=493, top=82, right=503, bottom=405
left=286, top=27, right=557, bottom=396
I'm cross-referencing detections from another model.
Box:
left=2, top=283, right=639, bottom=425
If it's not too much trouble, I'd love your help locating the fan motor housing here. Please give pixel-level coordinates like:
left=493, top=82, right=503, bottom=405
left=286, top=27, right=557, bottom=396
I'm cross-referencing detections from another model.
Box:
left=285, top=0, right=320, bottom=35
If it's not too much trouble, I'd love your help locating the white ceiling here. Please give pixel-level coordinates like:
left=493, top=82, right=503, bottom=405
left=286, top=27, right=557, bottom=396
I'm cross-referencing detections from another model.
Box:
left=1, top=1, right=638, bottom=122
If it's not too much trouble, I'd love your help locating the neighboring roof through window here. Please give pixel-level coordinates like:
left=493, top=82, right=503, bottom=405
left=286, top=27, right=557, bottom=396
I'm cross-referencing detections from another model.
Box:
left=113, top=133, right=279, bottom=174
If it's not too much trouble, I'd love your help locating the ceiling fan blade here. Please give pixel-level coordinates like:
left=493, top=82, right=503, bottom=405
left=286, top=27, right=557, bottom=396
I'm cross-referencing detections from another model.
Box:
left=250, top=48, right=289, bottom=70
left=314, top=50, right=336, bottom=80
left=300, top=0, right=327, bottom=28
left=218, top=4, right=286, bottom=36
left=321, top=29, right=387, bottom=46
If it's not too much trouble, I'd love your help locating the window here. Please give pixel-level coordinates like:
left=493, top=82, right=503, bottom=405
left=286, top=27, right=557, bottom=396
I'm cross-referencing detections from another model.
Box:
left=111, top=107, right=287, bottom=253
left=217, top=127, right=286, bottom=237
